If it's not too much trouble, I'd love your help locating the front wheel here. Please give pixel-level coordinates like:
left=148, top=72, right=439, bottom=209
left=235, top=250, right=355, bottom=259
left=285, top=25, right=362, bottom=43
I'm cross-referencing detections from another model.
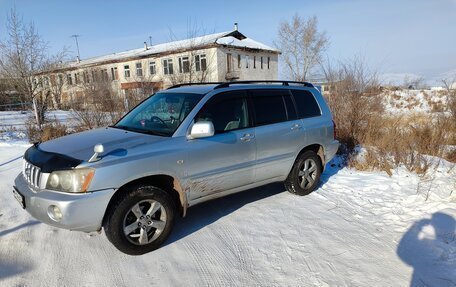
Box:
left=285, top=150, right=322, bottom=196
left=103, top=185, right=175, bottom=255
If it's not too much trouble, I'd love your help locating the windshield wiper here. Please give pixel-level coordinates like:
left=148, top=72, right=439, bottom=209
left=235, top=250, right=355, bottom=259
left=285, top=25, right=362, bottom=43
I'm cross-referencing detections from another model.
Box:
left=111, top=125, right=169, bottom=137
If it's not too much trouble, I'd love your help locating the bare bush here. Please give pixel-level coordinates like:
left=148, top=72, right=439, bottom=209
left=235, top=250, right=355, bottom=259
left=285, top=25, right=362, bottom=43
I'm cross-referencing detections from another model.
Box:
left=321, top=56, right=382, bottom=151
left=26, top=117, right=67, bottom=143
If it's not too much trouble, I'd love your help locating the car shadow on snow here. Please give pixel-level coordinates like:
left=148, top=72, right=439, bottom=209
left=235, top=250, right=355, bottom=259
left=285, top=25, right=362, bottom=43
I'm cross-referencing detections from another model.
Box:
left=164, top=162, right=342, bottom=247
left=397, top=209, right=456, bottom=287
left=164, top=182, right=285, bottom=247
left=319, top=160, right=343, bottom=187
left=0, top=258, right=33, bottom=281
left=0, top=220, right=40, bottom=238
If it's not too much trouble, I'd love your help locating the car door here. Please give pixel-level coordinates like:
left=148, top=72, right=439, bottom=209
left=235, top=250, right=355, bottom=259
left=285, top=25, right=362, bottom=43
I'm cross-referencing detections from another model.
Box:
left=290, top=89, right=325, bottom=146
left=186, top=90, right=256, bottom=201
left=250, top=89, right=305, bottom=182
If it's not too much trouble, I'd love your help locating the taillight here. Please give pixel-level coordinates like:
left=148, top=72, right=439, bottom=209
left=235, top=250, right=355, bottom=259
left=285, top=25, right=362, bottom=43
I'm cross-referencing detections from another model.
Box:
left=332, top=120, right=337, bottom=139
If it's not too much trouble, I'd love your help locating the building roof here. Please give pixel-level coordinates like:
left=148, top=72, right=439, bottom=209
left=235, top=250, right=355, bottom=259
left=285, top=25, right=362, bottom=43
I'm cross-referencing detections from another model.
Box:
left=64, top=30, right=279, bottom=70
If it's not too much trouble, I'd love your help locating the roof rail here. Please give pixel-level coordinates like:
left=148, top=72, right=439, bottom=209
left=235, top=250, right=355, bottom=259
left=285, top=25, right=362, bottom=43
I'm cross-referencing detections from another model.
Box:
left=167, top=82, right=224, bottom=90
left=214, top=80, right=314, bottom=89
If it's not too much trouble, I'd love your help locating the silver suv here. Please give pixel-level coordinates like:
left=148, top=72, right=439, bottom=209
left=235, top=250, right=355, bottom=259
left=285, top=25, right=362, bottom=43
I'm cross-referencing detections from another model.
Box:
left=13, top=81, right=339, bottom=255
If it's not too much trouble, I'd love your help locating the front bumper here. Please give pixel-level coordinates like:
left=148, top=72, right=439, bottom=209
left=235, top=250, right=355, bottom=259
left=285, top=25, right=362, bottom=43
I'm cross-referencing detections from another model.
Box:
left=14, top=174, right=116, bottom=232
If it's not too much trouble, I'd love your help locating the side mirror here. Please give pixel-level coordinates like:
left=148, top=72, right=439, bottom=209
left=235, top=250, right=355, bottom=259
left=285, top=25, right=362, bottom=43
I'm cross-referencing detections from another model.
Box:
left=88, top=143, right=104, bottom=162
left=188, top=121, right=214, bottom=139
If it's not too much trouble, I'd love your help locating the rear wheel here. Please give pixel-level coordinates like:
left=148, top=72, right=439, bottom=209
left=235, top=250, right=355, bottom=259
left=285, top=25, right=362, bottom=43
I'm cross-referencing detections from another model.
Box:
left=285, top=150, right=322, bottom=196
left=103, top=185, right=175, bottom=255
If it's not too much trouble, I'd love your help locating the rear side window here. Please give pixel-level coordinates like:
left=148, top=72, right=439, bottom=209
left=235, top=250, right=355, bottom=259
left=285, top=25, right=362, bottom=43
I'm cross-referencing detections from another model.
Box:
left=283, top=94, right=298, bottom=120
left=291, top=89, right=321, bottom=118
left=250, top=90, right=287, bottom=126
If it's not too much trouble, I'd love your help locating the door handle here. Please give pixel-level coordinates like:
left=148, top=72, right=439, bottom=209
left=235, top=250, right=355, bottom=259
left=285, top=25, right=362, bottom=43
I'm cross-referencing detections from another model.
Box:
left=240, top=133, right=255, bottom=142
left=291, top=124, right=302, bottom=130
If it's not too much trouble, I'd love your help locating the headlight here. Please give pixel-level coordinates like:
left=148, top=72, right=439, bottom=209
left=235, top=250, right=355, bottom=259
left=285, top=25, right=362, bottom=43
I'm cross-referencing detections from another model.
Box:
left=46, top=169, right=95, bottom=193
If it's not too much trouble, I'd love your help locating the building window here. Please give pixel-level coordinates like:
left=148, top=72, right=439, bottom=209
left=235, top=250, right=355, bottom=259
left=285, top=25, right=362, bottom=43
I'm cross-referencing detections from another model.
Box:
left=178, top=56, right=190, bottom=73
left=74, top=73, right=79, bottom=84
left=149, top=61, right=156, bottom=75
left=268, top=57, right=270, bottom=69
left=245, top=55, right=249, bottom=68
left=237, top=54, right=241, bottom=68
left=261, top=57, right=263, bottom=69
left=57, top=74, right=63, bottom=86
left=92, top=70, right=98, bottom=82
left=124, top=65, right=130, bottom=78
left=136, top=62, right=143, bottom=77
left=227, top=53, right=232, bottom=73
left=101, top=69, right=109, bottom=81
left=66, top=74, right=72, bottom=85
left=111, top=67, right=118, bottom=80
left=253, top=56, right=256, bottom=69
left=83, top=71, right=89, bottom=83
left=163, top=59, right=173, bottom=75
left=195, top=54, right=207, bottom=72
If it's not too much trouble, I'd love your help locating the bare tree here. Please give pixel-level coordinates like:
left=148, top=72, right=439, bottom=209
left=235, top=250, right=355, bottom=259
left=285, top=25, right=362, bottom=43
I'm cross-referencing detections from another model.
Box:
left=403, top=75, right=425, bottom=89
left=276, top=14, right=329, bottom=81
left=0, top=8, right=66, bottom=127
left=70, top=68, right=125, bottom=129
left=48, top=72, right=65, bottom=109
left=167, top=23, right=216, bottom=85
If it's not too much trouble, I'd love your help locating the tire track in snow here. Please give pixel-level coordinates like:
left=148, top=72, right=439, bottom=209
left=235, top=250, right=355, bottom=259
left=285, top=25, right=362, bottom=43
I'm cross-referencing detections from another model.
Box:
left=211, top=221, right=259, bottom=286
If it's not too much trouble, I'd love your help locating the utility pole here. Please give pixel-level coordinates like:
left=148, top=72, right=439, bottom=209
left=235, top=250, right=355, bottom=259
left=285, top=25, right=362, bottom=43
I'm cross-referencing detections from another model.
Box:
left=71, top=34, right=81, bottom=60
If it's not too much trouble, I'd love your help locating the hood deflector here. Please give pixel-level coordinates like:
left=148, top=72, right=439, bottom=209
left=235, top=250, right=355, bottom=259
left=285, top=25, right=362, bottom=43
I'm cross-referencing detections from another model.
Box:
left=24, top=143, right=83, bottom=173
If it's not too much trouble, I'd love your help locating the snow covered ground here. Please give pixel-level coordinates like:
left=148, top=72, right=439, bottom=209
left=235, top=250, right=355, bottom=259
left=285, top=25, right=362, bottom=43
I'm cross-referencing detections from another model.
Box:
left=0, top=139, right=455, bottom=286
left=383, top=89, right=450, bottom=115
left=0, top=110, right=78, bottom=144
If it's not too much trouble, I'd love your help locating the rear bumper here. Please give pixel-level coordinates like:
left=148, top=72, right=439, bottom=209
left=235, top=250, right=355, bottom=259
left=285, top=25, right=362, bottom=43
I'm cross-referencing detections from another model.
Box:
left=14, top=174, right=115, bottom=232
left=325, top=140, right=339, bottom=164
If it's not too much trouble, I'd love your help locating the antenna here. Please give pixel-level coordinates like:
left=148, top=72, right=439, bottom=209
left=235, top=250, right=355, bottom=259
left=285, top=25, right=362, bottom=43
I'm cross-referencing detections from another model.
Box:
left=149, top=36, right=152, bottom=46
left=71, top=34, right=81, bottom=60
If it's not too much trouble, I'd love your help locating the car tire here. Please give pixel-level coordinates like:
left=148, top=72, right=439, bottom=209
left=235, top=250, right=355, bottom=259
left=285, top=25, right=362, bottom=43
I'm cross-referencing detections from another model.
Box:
left=103, top=185, right=175, bottom=255
left=285, top=150, right=322, bottom=196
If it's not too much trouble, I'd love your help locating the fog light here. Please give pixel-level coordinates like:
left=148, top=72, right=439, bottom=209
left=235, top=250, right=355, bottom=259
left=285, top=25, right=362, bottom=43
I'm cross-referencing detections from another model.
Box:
left=48, top=205, right=63, bottom=222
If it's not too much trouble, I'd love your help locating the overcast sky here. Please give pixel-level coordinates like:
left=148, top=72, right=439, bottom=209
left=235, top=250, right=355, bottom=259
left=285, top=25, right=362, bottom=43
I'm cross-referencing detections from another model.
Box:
left=1, top=0, right=455, bottom=84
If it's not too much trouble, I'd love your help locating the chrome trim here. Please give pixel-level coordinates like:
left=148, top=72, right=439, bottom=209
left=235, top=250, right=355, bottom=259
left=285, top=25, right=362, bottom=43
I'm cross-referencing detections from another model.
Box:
left=22, top=160, right=42, bottom=190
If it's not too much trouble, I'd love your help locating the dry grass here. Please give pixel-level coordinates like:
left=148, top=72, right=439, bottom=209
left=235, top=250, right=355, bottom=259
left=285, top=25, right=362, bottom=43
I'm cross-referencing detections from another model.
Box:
left=26, top=117, right=67, bottom=143
left=347, top=114, right=455, bottom=174
left=323, top=60, right=456, bottom=174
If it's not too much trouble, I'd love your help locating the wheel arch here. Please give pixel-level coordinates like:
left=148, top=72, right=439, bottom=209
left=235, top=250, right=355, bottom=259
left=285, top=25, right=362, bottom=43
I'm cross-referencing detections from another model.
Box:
left=102, top=174, right=187, bottom=227
left=296, top=144, right=325, bottom=172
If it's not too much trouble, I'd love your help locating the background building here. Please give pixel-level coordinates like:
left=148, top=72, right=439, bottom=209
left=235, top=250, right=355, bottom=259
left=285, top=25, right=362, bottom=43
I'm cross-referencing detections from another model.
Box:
left=44, top=26, right=280, bottom=106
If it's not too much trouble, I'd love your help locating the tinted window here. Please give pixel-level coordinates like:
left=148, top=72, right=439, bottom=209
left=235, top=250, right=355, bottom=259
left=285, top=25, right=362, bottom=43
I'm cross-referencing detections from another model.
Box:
left=283, top=94, right=298, bottom=120
left=291, top=90, right=321, bottom=118
left=196, top=91, right=249, bottom=134
left=251, top=90, right=287, bottom=126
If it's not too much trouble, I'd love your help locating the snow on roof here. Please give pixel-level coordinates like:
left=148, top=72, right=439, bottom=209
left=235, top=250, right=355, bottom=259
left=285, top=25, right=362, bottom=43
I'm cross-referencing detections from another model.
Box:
left=67, top=30, right=279, bottom=69
left=215, top=36, right=278, bottom=52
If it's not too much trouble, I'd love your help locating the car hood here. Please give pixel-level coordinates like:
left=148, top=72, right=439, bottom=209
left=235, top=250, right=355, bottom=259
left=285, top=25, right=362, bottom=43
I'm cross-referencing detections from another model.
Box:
left=38, top=127, right=168, bottom=162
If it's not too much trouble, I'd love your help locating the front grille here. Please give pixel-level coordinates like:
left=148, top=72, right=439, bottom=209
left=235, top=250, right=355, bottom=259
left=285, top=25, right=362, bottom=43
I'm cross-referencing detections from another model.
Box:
left=23, top=160, right=41, bottom=189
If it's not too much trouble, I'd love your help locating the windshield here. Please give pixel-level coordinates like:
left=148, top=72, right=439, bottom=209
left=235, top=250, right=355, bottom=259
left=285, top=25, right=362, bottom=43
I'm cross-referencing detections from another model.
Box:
left=114, top=92, right=204, bottom=136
